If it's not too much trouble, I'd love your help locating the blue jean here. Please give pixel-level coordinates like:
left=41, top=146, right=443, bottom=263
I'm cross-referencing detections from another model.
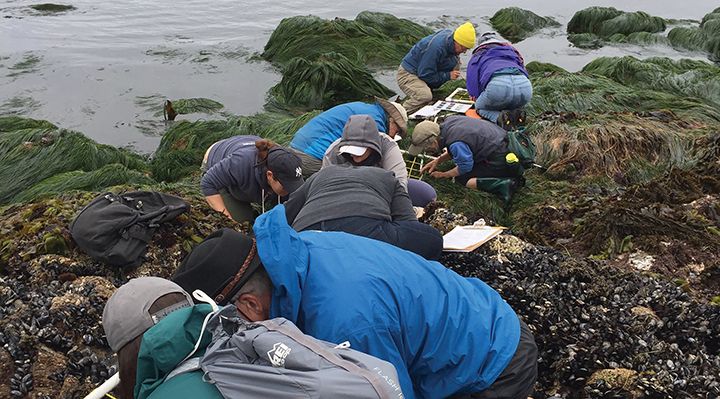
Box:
left=474, top=74, right=533, bottom=122
left=304, top=216, right=443, bottom=260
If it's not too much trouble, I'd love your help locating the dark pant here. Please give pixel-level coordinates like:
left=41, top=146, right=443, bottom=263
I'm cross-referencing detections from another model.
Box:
left=304, top=216, right=443, bottom=260
left=455, top=160, right=523, bottom=187
left=453, top=318, right=538, bottom=399
left=219, top=189, right=257, bottom=224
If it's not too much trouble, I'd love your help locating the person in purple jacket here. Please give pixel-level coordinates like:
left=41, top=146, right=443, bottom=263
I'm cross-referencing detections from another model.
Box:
left=201, top=137, right=304, bottom=223
left=466, top=31, right=532, bottom=128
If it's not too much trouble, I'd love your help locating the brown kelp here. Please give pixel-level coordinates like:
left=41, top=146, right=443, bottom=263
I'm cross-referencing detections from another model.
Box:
left=567, top=7, right=666, bottom=49
left=0, top=118, right=148, bottom=205
left=262, top=11, right=432, bottom=67
left=489, top=7, right=560, bottom=43
left=266, top=52, right=394, bottom=112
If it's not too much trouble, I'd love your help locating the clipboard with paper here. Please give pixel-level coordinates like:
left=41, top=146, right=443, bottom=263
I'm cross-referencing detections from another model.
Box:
left=442, top=224, right=505, bottom=252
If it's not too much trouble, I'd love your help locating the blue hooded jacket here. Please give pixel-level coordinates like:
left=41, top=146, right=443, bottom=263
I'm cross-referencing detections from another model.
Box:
left=253, top=205, right=521, bottom=399
left=401, top=29, right=459, bottom=88
left=289, top=102, right=388, bottom=160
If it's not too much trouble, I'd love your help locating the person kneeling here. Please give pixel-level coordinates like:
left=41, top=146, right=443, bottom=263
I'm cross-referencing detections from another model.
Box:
left=284, top=164, right=443, bottom=260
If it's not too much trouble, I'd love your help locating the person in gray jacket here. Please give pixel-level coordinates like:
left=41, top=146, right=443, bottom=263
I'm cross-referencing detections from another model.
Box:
left=323, top=114, right=438, bottom=207
left=201, top=137, right=304, bottom=223
left=284, top=164, right=443, bottom=260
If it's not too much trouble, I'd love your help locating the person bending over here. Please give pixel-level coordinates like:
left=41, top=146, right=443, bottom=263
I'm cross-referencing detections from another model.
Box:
left=172, top=208, right=538, bottom=399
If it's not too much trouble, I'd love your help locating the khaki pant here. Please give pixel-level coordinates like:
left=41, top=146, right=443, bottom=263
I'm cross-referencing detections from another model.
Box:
left=396, top=66, right=433, bottom=114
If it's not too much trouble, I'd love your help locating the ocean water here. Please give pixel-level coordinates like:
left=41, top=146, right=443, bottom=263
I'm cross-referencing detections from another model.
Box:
left=0, top=0, right=716, bottom=152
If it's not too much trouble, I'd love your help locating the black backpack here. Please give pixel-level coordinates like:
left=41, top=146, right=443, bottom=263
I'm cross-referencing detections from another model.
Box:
left=70, top=191, right=189, bottom=269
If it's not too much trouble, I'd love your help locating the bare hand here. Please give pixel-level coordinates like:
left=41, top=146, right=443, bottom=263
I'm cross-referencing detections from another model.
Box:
left=450, top=70, right=461, bottom=80
left=430, top=171, right=447, bottom=179
left=420, top=160, right=437, bottom=174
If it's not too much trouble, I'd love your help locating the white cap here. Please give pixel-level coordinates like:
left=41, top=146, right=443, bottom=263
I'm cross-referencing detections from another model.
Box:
left=339, top=145, right=369, bottom=156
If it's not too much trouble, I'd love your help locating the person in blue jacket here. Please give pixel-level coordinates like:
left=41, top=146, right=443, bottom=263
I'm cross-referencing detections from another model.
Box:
left=289, top=98, right=408, bottom=177
left=172, top=205, right=538, bottom=399
left=201, top=136, right=304, bottom=223
left=466, top=31, right=531, bottom=127
left=397, top=22, right=476, bottom=114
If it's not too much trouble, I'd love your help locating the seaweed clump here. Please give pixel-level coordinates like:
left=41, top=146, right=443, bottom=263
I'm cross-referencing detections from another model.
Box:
left=262, top=11, right=431, bottom=67
left=29, top=3, right=75, bottom=13
left=567, top=7, right=666, bottom=49
left=489, top=7, right=560, bottom=43
left=267, top=52, right=394, bottom=111
left=667, top=7, right=720, bottom=62
left=0, top=117, right=149, bottom=205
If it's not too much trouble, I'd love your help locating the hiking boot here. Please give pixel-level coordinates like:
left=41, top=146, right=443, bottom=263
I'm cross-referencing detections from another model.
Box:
left=497, top=109, right=527, bottom=131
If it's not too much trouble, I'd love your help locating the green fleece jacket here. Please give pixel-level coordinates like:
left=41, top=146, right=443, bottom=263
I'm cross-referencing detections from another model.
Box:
left=134, top=304, right=223, bottom=399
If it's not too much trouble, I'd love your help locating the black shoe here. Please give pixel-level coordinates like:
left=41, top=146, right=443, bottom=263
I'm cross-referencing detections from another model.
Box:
left=497, top=109, right=527, bottom=131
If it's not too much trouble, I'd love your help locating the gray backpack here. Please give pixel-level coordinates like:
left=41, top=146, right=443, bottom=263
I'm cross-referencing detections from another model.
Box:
left=196, top=307, right=404, bottom=399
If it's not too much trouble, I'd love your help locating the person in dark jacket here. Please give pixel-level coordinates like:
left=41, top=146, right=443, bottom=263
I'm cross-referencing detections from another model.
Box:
left=102, top=277, right=223, bottom=399
left=397, top=22, right=476, bottom=113
left=172, top=207, right=538, bottom=399
left=323, top=114, right=437, bottom=207
left=283, top=163, right=442, bottom=260
left=407, top=116, right=523, bottom=189
left=289, top=99, right=407, bottom=177
left=201, top=136, right=304, bottom=223
left=466, top=31, right=532, bottom=126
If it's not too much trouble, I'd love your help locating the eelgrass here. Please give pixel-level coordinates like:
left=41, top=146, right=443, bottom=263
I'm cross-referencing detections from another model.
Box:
left=0, top=116, right=56, bottom=132
left=667, top=8, right=720, bottom=62
left=12, top=163, right=154, bottom=204
left=531, top=114, right=696, bottom=180
left=267, top=52, right=394, bottom=112
left=29, top=3, right=75, bottom=12
left=0, top=124, right=148, bottom=204
left=526, top=61, right=567, bottom=75
left=568, top=7, right=665, bottom=37
left=489, top=7, right=560, bottom=43
left=262, top=11, right=432, bottom=67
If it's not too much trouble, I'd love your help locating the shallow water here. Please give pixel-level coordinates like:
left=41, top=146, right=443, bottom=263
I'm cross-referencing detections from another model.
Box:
left=0, top=0, right=717, bottom=152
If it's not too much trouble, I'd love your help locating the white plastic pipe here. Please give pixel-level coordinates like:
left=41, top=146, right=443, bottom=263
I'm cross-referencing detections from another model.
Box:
left=84, top=372, right=119, bottom=399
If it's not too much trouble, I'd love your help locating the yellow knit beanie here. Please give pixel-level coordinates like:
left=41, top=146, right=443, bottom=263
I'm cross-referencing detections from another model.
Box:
left=453, top=22, right=476, bottom=49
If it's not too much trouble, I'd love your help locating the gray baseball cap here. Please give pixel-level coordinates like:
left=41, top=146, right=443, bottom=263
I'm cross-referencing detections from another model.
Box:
left=102, top=277, right=193, bottom=352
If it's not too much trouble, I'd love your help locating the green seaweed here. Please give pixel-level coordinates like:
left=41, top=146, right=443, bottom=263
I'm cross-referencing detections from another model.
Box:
left=667, top=8, right=720, bottom=62
left=7, top=54, right=42, bottom=77
left=526, top=61, right=567, bottom=75
left=567, top=7, right=666, bottom=49
left=12, top=163, right=155, bottom=204
left=0, top=122, right=148, bottom=205
left=267, top=52, right=394, bottom=112
left=29, top=3, right=75, bottom=12
left=489, top=7, right=560, bottom=43
left=567, top=33, right=604, bottom=49
left=0, top=116, right=56, bottom=132
left=262, top=11, right=432, bottom=67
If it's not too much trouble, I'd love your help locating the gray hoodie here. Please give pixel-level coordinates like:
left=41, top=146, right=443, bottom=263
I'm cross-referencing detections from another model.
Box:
left=322, top=115, right=409, bottom=191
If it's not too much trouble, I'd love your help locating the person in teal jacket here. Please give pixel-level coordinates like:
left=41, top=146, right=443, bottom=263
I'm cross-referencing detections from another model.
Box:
left=172, top=206, right=538, bottom=399
left=102, top=277, right=221, bottom=399
left=289, top=99, right=407, bottom=177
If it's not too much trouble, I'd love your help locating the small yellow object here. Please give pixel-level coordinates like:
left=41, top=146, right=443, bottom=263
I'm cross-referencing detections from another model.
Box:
left=506, top=152, right=519, bottom=163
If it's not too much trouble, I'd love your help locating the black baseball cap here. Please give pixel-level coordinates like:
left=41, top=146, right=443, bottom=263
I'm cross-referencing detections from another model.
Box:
left=266, top=146, right=304, bottom=195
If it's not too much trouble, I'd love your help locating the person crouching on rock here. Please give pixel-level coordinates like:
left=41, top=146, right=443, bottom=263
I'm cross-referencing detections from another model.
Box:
left=102, top=277, right=223, bottom=399
left=408, top=116, right=524, bottom=202
left=201, top=137, right=304, bottom=224
left=466, top=31, right=532, bottom=129
left=322, top=114, right=437, bottom=207
left=397, top=22, right=476, bottom=114
left=284, top=163, right=443, bottom=260
left=172, top=209, right=538, bottom=399
left=288, top=98, right=408, bottom=177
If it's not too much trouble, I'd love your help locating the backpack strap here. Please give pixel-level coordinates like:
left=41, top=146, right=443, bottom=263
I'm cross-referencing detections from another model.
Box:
left=256, top=319, right=396, bottom=399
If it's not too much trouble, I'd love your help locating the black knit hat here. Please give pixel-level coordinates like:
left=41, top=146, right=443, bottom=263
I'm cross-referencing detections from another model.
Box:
left=172, top=228, right=261, bottom=305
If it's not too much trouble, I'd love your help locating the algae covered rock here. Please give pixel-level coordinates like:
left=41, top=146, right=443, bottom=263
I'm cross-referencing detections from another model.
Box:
left=262, top=11, right=432, bottom=67
left=0, top=117, right=148, bottom=205
left=567, top=7, right=666, bottom=49
left=668, top=7, right=720, bottom=62
left=489, top=7, right=560, bottom=43
left=267, top=52, right=394, bottom=112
